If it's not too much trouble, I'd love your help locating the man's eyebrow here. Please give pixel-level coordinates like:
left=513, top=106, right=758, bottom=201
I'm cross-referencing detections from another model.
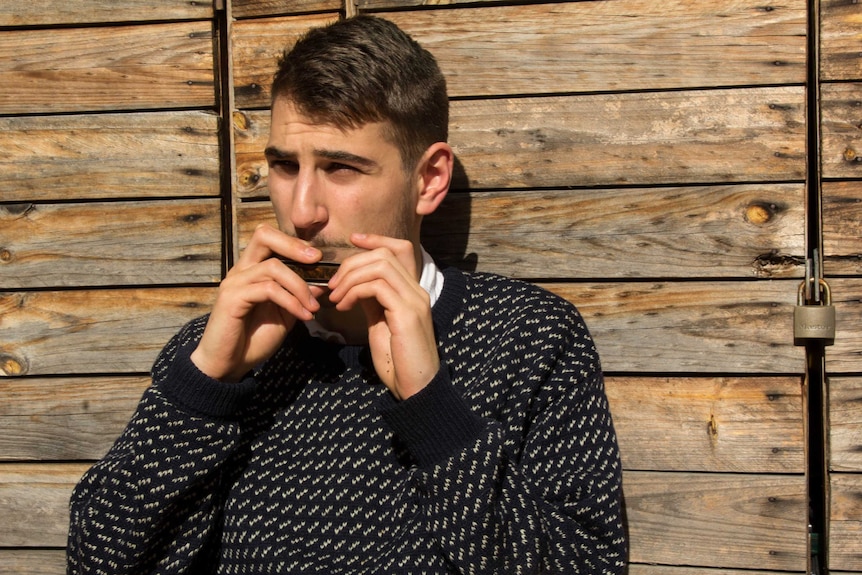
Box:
left=317, top=148, right=378, bottom=169
left=264, top=145, right=378, bottom=169
left=264, top=146, right=295, bottom=160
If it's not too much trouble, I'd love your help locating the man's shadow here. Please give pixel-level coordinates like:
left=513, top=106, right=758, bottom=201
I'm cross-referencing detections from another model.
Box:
left=421, top=155, right=477, bottom=272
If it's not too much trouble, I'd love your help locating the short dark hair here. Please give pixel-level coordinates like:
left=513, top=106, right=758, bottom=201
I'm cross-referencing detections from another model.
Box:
left=272, top=15, right=449, bottom=171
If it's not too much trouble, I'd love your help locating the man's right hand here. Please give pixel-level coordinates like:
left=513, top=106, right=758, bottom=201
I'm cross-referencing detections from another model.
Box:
left=190, top=224, right=322, bottom=382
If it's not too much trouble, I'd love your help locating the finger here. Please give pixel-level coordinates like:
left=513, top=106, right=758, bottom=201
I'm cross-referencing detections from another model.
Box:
left=347, top=233, right=417, bottom=277
left=237, top=223, right=322, bottom=270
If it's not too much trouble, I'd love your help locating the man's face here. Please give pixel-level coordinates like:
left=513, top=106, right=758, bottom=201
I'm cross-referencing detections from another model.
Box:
left=265, top=98, right=419, bottom=249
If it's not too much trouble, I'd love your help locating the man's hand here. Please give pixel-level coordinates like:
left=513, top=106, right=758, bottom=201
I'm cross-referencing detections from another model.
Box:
left=326, top=233, right=440, bottom=400
left=190, top=224, right=322, bottom=382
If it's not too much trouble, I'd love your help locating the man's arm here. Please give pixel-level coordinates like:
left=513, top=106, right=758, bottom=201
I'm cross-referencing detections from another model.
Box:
left=380, top=302, right=627, bottom=574
left=67, top=318, right=253, bottom=575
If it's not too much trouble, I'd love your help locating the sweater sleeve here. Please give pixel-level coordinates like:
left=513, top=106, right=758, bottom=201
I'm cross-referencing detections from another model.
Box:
left=67, top=317, right=256, bottom=575
left=380, top=307, right=627, bottom=575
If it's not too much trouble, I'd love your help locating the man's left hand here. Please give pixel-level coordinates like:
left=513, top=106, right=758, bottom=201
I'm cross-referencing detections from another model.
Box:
left=326, top=233, right=439, bottom=400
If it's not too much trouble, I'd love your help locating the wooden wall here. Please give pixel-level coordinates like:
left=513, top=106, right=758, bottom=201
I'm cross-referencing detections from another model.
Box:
left=822, top=0, right=862, bottom=572
left=0, top=0, right=858, bottom=573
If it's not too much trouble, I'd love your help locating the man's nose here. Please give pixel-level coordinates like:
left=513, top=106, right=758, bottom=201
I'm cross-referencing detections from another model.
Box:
left=291, top=170, right=327, bottom=235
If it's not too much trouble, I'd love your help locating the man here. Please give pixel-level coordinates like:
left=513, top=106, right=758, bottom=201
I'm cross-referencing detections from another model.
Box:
left=68, top=15, right=626, bottom=574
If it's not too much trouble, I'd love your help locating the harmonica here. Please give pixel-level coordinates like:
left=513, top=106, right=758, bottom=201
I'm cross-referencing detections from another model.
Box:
left=276, top=246, right=365, bottom=286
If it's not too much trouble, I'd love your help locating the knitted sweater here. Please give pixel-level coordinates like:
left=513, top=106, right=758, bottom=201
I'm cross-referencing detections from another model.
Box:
left=67, top=268, right=626, bottom=574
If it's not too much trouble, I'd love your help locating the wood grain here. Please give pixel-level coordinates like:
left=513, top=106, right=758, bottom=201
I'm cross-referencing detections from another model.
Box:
left=232, top=0, right=340, bottom=19
left=829, top=473, right=862, bottom=572
left=0, top=287, right=217, bottom=377
left=234, top=87, right=806, bottom=196
left=546, top=280, right=802, bottom=374
left=232, top=0, right=806, bottom=105
left=822, top=278, right=862, bottom=374
left=0, top=550, right=65, bottom=575
left=236, top=182, right=805, bottom=280
left=0, top=22, right=215, bottom=114
left=0, top=463, right=90, bottom=548
left=0, top=199, right=222, bottom=289
left=0, top=0, right=212, bottom=26
left=629, top=566, right=803, bottom=575
left=0, top=376, right=149, bottom=461
left=625, top=471, right=806, bottom=570
left=829, top=377, right=862, bottom=473
left=0, top=111, right=220, bottom=202
left=823, top=180, right=862, bottom=276
left=383, top=1, right=806, bottom=97
left=607, top=376, right=804, bottom=473
left=821, top=0, right=862, bottom=82
left=0, top=374, right=802, bottom=470
left=0, top=463, right=807, bottom=573
left=231, top=13, right=340, bottom=109
left=821, top=83, right=862, bottom=180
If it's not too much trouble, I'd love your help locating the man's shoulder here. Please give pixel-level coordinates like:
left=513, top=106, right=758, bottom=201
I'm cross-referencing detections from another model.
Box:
left=462, top=269, right=575, bottom=307
left=452, top=269, right=587, bottom=329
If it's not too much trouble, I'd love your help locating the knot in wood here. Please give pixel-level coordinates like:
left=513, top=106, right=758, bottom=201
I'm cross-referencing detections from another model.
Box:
left=0, top=354, right=27, bottom=376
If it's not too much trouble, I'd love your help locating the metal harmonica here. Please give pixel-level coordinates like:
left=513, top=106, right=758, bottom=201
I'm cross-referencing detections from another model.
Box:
left=276, top=246, right=365, bottom=286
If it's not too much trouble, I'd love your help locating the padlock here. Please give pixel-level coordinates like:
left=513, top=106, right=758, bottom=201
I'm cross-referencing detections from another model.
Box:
left=794, top=278, right=835, bottom=346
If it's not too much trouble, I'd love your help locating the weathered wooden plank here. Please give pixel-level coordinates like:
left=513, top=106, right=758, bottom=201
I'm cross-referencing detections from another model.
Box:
left=0, top=462, right=807, bottom=571
left=232, top=0, right=340, bottom=19
left=626, top=471, right=806, bottom=570
left=0, top=287, right=217, bottom=377
left=232, top=1, right=806, bottom=106
left=0, top=463, right=90, bottom=548
left=423, top=185, right=804, bottom=280
left=629, top=566, right=803, bottom=575
left=0, top=199, right=222, bottom=289
left=546, top=280, right=802, bottom=374
left=823, top=278, right=862, bottom=374
left=0, top=22, right=215, bottom=114
left=0, top=281, right=801, bottom=376
left=383, top=1, right=806, bottom=97
left=823, top=181, right=862, bottom=276
left=821, top=0, right=862, bottom=82
left=232, top=13, right=339, bottom=108
left=821, top=83, right=862, bottom=180
left=235, top=87, right=806, bottom=196
left=0, top=549, right=65, bottom=575
left=635, top=473, right=809, bottom=568
left=829, top=473, right=862, bottom=572
left=235, top=182, right=805, bottom=280
left=359, top=0, right=513, bottom=6
left=829, top=377, right=862, bottom=473
left=0, top=374, right=802, bottom=470
left=0, top=0, right=212, bottom=26
left=446, top=87, right=806, bottom=189
left=0, top=111, right=220, bottom=202
left=0, top=551, right=802, bottom=574
left=0, top=376, right=148, bottom=461
left=607, top=376, right=804, bottom=473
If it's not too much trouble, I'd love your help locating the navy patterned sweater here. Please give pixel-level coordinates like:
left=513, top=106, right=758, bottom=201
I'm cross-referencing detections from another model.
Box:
left=67, top=267, right=626, bottom=574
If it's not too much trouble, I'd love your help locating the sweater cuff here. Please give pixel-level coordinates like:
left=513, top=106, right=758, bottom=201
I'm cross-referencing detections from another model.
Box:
left=378, top=364, right=485, bottom=467
left=160, top=340, right=257, bottom=419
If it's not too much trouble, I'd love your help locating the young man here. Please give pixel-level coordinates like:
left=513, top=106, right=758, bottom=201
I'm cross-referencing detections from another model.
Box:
left=68, top=15, right=627, bottom=574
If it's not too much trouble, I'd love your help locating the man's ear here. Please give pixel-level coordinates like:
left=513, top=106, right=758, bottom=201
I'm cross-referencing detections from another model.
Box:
left=415, top=142, right=453, bottom=216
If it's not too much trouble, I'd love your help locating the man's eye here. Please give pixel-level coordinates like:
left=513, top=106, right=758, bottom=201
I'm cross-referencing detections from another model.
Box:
left=268, top=160, right=298, bottom=173
left=327, top=162, right=358, bottom=173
